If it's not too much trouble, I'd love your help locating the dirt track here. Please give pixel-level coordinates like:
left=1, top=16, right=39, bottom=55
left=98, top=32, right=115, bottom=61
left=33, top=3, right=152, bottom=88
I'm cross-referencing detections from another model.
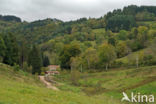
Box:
left=39, top=76, right=59, bottom=91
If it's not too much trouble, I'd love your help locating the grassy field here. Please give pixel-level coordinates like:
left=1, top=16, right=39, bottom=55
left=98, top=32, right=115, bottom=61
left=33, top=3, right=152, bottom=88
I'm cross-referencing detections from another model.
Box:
left=0, top=63, right=156, bottom=104
left=56, top=66, right=156, bottom=103
left=0, top=63, right=122, bottom=104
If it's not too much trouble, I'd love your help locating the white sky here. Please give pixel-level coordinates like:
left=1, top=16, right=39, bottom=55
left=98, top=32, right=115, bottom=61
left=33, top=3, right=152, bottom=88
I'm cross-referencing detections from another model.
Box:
left=0, top=0, right=156, bottom=22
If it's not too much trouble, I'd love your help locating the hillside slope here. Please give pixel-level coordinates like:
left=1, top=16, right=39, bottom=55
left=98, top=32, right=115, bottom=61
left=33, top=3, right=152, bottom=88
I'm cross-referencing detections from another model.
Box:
left=0, top=63, right=156, bottom=104
left=55, top=65, right=156, bottom=103
left=0, top=63, right=121, bottom=104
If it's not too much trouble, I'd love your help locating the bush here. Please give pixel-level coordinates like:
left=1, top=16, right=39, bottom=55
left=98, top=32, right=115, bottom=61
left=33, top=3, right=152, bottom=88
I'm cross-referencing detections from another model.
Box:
left=23, top=62, right=32, bottom=73
left=13, top=63, right=20, bottom=71
left=143, top=55, right=156, bottom=65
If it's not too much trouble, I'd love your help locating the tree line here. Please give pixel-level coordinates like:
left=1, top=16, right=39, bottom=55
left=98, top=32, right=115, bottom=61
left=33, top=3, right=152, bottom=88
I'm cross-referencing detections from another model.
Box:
left=1, top=5, right=156, bottom=73
left=0, top=33, right=50, bottom=74
left=42, top=25, right=156, bottom=71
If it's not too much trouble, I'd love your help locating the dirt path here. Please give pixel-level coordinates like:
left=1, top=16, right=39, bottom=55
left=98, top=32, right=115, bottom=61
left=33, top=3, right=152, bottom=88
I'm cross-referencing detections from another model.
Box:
left=39, top=76, right=59, bottom=91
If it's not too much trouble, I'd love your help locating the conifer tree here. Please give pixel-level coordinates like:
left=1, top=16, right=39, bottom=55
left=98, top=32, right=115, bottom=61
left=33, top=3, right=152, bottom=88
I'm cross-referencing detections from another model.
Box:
left=3, top=33, right=19, bottom=65
left=0, top=35, right=6, bottom=62
left=19, top=39, right=29, bottom=68
left=43, top=55, right=50, bottom=67
left=28, top=46, right=42, bottom=74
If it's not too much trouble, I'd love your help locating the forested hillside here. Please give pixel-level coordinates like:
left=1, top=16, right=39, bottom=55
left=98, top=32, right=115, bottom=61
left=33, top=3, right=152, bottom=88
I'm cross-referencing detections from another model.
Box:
left=0, top=5, right=156, bottom=74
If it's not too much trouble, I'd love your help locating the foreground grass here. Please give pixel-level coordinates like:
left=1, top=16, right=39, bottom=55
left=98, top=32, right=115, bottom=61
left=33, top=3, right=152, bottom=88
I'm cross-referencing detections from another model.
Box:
left=0, top=63, right=155, bottom=104
left=0, top=79, right=108, bottom=104
left=0, top=63, right=122, bottom=104
left=56, top=65, right=156, bottom=103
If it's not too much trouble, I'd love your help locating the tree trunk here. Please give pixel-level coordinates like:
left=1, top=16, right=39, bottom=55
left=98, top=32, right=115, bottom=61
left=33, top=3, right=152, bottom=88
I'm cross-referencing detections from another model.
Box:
left=81, top=64, right=83, bottom=72
left=87, top=59, right=90, bottom=69
left=136, top=55, right=139, bottom=68
left=106, top=64, right=108, bottom=70
left=71, top=65, right=72, bottom=73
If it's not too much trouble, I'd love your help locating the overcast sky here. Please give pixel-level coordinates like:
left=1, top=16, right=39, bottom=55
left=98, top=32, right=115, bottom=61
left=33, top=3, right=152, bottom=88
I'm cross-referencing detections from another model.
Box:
left=0, top=0, right=156, bottom=22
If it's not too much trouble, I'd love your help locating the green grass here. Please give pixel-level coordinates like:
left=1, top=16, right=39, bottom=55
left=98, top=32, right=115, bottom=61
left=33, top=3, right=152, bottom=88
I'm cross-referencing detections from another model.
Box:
left=0, top=63, right=155, bottom=104
left=56, top=65, right=156, bottom=103
left=115, top=49, right=145, bottom=65
left=0, top=63, right=122, bottom=104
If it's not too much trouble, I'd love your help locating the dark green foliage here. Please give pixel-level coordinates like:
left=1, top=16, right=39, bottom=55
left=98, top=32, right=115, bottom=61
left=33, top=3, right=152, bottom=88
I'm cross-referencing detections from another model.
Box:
left=0, top=15, right=21, bottom=22
left=13, top=63, right=20, bottom=71
left=139, top=6, right=156, bottom=15
left=106, top=15, right=136, bottom=32
left=59, top=43, right=81, bottom=69
left=107, top=5, right=156, bottom=20
left=0, top=5, right=156, bottom=45
left=123, top=5, right=138, bottom=15
left=3, top=33, right=19, bottom=66
left=108, top=37, right=116, bottom=46
left=105, top=9, right=123, bottom=20
left=128, top=27, right=138, bottom=39
left=43, top=55, right=50, bottom=67
left=28, top=46, right=42, bottom=74
left=105, top=5, right=156, bottom=32
left=127, top=40, right=143, bottom=52
left=0, top=34, right=6, bottom=59
left=0, top=5, right=156, bottom=70
left=143, top=55, right=156, bottom=65
left=136, top=11, right=155, bottom=21
left=19, top=39, right=29, bottom=68
left=8, top=18, right=63, bottom=44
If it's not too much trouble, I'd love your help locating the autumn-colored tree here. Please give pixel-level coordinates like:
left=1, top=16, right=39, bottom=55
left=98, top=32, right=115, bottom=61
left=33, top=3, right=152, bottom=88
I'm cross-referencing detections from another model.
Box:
left=116, top=41, right=130, bottom=58
left=137, top=26, right=148, bottom=48
left=83, top=48, right=98, bottom=70
left=98, top=43, right=116, bottom=70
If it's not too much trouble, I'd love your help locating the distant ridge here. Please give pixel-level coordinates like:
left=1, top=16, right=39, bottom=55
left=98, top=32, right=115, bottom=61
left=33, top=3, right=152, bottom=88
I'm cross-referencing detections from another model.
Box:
left=0, top=15, right=21, bottom=22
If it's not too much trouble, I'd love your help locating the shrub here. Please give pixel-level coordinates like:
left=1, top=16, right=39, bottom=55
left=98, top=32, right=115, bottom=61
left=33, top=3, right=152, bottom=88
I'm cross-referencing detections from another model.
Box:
left=13, top=63, right=20, bottom=71
left=143, top=55, right=156, bottom=65
left=23, top=62, right=32, bottom=73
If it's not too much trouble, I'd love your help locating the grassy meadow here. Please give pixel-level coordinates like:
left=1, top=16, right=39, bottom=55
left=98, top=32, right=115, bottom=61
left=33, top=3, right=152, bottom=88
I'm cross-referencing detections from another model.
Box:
left=1, top=63, right=155, bottom=104
left=0, top=63, right=122, bottom=104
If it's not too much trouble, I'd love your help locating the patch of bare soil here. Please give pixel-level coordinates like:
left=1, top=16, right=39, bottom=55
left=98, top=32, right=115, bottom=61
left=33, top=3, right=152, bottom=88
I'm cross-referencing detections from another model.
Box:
left=39, top=76, right=59, bottom=91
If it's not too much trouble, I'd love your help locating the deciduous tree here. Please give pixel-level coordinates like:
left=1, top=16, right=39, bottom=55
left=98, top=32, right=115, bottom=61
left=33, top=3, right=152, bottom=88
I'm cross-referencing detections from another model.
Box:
left=98, top=43, right=116, bottom=70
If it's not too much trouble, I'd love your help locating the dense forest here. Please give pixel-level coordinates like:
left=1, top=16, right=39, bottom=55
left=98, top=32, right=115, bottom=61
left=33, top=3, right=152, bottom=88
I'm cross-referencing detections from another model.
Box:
left=0, top=5, right=156, bottom=74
